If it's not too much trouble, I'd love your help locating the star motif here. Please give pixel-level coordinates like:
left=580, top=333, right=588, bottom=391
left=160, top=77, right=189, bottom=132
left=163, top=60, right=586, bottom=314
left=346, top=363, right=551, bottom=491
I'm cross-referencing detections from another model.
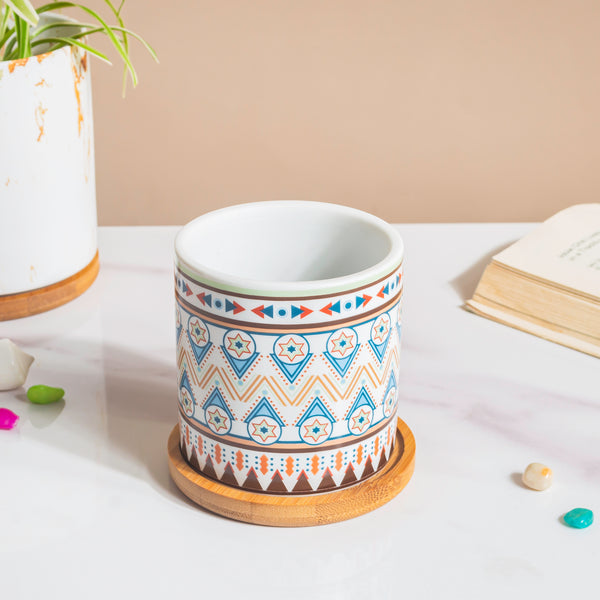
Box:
left=329, top=331, right=355, bottom=357
left=277, top=336, right=306, bottom=362
left=226, top=332, right=252, bottom=358
left=189, top=318, right=208, bottom=345
left=302, top=418, right=331, bottom=443
left=206, top=406, right=229, bottom=433
left=350, top=408, right=372, bottom=433
left=250, top=418, right=279, bottom=443
left=181, top=388, right=194, bottom=415
left=372, top=316, right=390, bottom=344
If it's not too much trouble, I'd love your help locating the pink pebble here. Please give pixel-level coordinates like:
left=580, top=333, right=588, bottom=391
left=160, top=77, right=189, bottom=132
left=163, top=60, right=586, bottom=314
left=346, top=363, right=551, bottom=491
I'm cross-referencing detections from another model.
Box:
left=0, top=408, right=19, bottom=430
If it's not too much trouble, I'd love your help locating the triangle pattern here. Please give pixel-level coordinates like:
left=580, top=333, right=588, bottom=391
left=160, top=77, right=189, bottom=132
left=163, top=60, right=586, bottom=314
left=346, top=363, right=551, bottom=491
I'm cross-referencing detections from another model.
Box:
left=187, top=331, right=212, bottom=366
left=203, top=388, right=233, bottom=420
left=188, top=448, right=201, bottom=473
left=348, top=387, right=376, bottom=415
left=179, top=369, right=195, bottom=400
left=324, top=344, right=360, bottom=378
left=341, top=463, right=357, bottom=485
left=385, top=370, right=397, bottom=396
left=362, top=455, right=375, bottom=478
left=203, top=455, right=217, bottom=480
left=293, top=470, right=313, bottom=493
left=377, top=449, right=388, bottom=472
left=368, top=336, right=389, bottom=362
left=297, top=397, right=335, bottom=427
left=242, top=467, right=263, bottom=491
left=270, top=352, right=313, bottom=383
left=222, top=349, right=259, bottom=379
left=220, top=462, right=237, bottom=487
left=246, top=397, right=285, bottom=426
left=317, top=468, right=336, bottom=491
left=267, top=470, right=287, bottom=493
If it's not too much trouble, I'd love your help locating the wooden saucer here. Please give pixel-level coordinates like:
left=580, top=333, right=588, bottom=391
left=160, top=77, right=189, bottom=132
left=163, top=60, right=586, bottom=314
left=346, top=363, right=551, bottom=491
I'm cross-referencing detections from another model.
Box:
left=167, top=417, right=415, bottom=527
left=0, top=251, right=99, bottom=321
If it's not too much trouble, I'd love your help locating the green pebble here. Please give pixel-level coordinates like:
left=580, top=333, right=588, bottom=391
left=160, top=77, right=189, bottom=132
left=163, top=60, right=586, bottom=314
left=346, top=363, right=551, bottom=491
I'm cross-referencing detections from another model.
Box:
left=563, top=508, right=593, bottom=529
left=26, top=385, right=65, bottom=405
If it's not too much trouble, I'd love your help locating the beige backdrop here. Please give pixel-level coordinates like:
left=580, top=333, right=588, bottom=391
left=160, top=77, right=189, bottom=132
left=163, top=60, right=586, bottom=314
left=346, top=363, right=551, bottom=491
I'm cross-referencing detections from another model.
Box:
left=87, top=0, right=600, bottom=225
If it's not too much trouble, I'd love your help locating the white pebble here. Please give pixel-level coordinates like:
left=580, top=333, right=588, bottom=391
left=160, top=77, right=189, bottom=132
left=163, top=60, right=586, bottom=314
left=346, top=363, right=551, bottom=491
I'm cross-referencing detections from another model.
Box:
left=0, top=339, right=34, bottom=390
left=522, top=462, right=553, bottom=491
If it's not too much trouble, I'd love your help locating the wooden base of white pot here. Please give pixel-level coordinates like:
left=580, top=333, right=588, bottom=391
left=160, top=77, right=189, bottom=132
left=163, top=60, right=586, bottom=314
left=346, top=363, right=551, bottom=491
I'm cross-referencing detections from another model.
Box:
left=0, top=251, right=99, bottom=321
left=167, top=417, right=415, bottom=527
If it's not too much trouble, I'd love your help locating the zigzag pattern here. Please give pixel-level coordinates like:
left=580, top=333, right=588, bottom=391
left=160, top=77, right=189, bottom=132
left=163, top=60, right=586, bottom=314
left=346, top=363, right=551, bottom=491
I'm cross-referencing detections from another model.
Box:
left=176, top=299, right=401, bottom=441
left=179, top=416, right=399, bottom=494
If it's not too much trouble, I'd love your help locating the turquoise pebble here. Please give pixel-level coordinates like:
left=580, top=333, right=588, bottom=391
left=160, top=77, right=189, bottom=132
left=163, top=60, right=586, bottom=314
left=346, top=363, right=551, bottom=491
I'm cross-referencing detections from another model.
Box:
left=563, top=508, right=593, bottom=529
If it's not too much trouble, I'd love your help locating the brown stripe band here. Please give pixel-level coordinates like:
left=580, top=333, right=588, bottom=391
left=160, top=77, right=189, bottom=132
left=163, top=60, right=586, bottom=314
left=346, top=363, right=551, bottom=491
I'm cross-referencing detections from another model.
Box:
left=179, top=408, right=397, bottom=454
left=175, top=289, right=402, bottom=332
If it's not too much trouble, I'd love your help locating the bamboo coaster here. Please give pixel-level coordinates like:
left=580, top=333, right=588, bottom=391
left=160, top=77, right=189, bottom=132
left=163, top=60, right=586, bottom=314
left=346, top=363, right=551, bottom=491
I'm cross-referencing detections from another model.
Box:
left=167, top=417, right=415, bottom=527
left=0, top=251, right=99, bottom=321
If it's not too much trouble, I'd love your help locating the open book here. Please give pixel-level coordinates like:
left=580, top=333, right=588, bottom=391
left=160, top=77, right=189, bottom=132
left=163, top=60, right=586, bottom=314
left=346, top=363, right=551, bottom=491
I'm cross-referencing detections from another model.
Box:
left=465, top=204, right=600, bottom=358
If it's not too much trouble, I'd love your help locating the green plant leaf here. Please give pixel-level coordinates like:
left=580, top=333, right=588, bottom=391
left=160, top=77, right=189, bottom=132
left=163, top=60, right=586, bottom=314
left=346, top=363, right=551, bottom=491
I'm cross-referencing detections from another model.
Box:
left=103, top=0, right=129, bottom=94
left=106, top=25, right=158, bottom=63
left=35, top=1, right=137, bottom=84
left=34, top=22, right=157, bottom=64
left=15, top=15, right=31, bottom=58
left=30, top=35, right=112, bottom=63
left=4, top=0, right=38, bottom=26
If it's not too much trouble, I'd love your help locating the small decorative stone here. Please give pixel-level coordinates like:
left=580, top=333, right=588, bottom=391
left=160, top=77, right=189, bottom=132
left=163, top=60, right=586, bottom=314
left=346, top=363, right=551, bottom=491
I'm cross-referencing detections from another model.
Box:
left=0, top=408, right=19, bottom=430
left=0, top=339, right=34, bottom=390
left=26, top=385, right=65, bottom=405
left=522, top=462, right=553, bottom=491
left=563, top=508, right=594, bottom=529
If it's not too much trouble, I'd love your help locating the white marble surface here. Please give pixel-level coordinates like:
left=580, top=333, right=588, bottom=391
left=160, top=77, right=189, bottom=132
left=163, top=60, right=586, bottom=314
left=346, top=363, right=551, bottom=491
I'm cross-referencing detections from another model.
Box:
left=0, top=225, right=598, bottom=600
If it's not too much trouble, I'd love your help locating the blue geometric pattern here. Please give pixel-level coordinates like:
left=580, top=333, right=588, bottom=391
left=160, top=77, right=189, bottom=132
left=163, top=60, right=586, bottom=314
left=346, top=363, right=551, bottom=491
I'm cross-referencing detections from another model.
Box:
left=348, top=387, right=376, bottom=415
left=203, top=387, right=232, bottom=415
left=368, top=338, right=388, bottom=362
left=245, top=397, right=285, bottom=426
left=385, top=370, right=397, bottom=397
left=270, top=352, right=312, bottom=383
left=222, top=350, right=259, bottom=379
left=179, top=368, right=194, bottom=399
left=324, top=330, right=360, bottom=378
left=188, top=332, right=212, bottom=365
left=296, top=397, right=335, bottom=427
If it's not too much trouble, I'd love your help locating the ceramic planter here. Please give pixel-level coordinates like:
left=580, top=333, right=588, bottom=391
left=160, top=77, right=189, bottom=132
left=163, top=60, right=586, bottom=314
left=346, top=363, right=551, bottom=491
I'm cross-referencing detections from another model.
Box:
left=0, top=21, right=97, bottom=318
left=174, top=201, right=404, bottom=495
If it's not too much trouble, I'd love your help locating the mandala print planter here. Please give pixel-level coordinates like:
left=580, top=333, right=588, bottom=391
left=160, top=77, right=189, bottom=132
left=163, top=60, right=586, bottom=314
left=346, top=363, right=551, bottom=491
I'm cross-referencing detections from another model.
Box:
left=174, top=201, right=404, bottom=496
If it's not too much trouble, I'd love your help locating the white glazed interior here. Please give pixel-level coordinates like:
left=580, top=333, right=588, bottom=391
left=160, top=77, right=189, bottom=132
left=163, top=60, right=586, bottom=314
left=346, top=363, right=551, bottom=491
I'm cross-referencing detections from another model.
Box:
left=175, top=201, right=403, bottom=294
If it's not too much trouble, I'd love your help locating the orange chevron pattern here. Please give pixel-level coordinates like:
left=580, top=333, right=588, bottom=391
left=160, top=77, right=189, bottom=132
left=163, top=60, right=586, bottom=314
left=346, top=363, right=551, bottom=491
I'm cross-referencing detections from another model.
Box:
left=176, top=287, right=402, bottom=494
left=179, top=346, right=400, bottom=422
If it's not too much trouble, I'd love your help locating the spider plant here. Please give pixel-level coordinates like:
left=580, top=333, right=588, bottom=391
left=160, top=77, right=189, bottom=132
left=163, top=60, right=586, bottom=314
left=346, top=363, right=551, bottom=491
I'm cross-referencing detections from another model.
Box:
left=0, top=0, right=157, bottom=91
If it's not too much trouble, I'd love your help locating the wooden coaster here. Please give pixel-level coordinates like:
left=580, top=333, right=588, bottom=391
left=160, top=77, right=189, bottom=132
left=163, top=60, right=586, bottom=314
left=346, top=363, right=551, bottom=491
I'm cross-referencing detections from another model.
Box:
left=167, top=417, right=415, bottom=527
left=0, top=251, right=99, bottom=321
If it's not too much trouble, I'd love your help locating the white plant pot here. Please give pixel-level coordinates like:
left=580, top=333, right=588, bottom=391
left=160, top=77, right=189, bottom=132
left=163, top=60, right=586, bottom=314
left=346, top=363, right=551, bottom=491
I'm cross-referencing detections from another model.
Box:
left=0, top=18, right=98, bottom=317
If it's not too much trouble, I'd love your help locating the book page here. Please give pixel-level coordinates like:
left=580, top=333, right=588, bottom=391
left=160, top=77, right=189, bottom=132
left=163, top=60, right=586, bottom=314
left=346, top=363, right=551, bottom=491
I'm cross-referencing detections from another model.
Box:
left=494, top=204, right=600, bottom=299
